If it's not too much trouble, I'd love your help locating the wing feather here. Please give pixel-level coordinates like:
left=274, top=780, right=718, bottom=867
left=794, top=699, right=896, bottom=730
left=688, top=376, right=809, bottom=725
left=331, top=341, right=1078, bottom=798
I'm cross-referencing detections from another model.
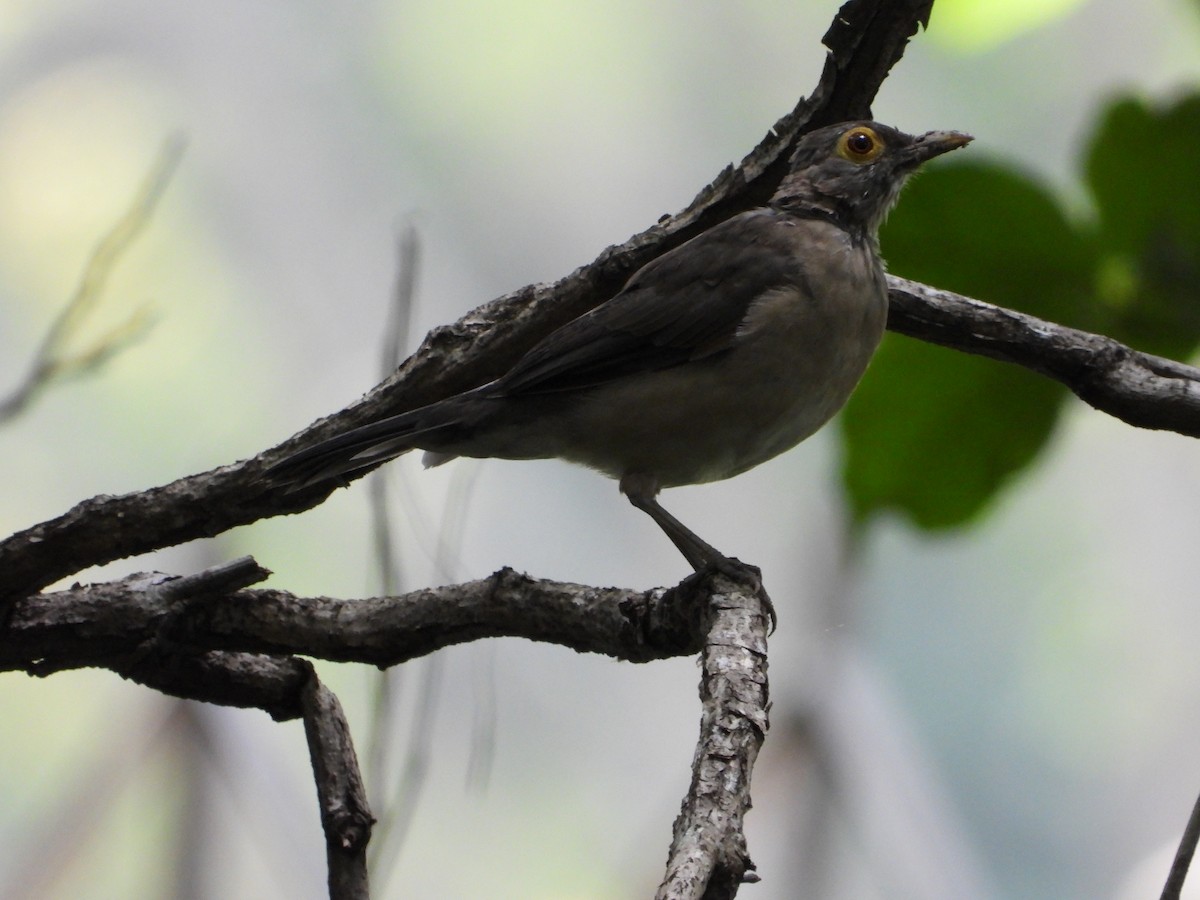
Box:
left=498, top=208, right=809, bottom=395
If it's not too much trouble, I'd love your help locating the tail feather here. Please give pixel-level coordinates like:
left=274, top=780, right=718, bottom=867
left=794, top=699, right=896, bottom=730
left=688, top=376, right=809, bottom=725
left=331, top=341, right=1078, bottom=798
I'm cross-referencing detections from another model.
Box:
left=266, top=406, right=459, bottom=490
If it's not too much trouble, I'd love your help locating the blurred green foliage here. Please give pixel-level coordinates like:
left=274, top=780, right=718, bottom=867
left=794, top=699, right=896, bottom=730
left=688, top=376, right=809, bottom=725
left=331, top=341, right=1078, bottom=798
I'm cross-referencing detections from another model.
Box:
left=1086, top=95, right=1200, bottom=358
left=925, top=0, right=1089, bottom=53
left=842, top=93, right=1200, bottom=528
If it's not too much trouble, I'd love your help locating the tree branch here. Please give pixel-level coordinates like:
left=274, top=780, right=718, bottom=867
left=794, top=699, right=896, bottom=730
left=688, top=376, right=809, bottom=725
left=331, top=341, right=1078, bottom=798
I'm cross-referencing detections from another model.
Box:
left=7, top=555, right=770, bottom=898
left=3, top=564, right=713, bottom=674
left=657, top=576, right=771, bottom=900
left=1162, top=788, right=1200, bottom=900
left=301, top=669, right=374, bottom=900
left=887, top=277, right=1200, bottom=437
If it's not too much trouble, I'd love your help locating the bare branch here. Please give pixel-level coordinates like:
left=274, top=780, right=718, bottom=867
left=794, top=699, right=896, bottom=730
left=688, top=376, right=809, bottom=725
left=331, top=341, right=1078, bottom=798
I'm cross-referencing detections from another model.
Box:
left=0, top=137, right=182, bottom=423
left=1161, top=789, right=1200, bottom=900
left=301, top=669, right=374, bottom=900
left=657, top=575, right=771, bottom=899
left=157, top=554, right=273, bottom=602
left=3, top=565, right=709, bottom=676
left=887, top=277, right=1200, bottom=437
left=7, top=555, right=769, bottom=896
left=11, top=553, right=376, bottom=894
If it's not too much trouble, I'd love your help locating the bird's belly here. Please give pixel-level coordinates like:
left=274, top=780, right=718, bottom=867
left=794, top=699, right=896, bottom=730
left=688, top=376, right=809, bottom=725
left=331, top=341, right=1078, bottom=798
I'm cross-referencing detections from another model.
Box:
left=565, top=375, right=832, bottom=486
left=556, top=281, right=887, bottom=487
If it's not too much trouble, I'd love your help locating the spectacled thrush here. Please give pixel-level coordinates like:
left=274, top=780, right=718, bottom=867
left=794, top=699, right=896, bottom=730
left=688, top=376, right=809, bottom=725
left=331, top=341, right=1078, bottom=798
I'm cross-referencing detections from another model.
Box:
left=268, top=121, right=971, bottom=574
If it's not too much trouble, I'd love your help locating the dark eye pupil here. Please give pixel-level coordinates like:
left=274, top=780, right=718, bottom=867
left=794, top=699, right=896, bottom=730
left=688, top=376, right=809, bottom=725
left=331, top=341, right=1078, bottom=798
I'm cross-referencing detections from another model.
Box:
left=848, top=132, right=873, bottom=154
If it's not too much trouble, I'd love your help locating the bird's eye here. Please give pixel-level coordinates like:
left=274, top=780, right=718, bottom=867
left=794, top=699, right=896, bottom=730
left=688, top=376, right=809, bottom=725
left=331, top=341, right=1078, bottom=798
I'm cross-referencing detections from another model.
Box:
left=836, top=127, right=884, bottom=163
left=847, top=132, right=874, bottom=154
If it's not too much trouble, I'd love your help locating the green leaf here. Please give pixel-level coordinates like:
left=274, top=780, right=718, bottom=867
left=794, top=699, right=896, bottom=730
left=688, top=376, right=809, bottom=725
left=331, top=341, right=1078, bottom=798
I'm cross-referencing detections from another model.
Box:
left=842, top=335, right=1063, bottom=529
left=1085, top=95, right=1200, bottom=360
left=881, top=162, right=1098, bottom=326
left=842, top=163, right=1096, bottom=528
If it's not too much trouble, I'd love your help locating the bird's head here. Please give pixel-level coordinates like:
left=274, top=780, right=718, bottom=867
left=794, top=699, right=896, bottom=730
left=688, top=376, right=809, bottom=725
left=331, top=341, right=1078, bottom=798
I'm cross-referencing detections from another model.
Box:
left=771, top=121, right=972, bottom=237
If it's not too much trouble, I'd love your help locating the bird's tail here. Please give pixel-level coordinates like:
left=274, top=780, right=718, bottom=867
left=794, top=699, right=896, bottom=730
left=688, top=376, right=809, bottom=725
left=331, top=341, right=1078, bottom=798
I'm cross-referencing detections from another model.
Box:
left=265, top=400, right=469, bottom=490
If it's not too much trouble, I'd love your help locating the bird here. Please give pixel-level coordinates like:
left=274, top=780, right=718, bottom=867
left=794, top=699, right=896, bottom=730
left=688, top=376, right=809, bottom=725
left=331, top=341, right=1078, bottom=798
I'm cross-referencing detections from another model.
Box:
left=268, top=121, right=971, bottom=577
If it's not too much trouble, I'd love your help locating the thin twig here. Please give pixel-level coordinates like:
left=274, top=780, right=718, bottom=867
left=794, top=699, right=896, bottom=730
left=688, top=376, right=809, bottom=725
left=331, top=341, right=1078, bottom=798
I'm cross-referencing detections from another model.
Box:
left=1161, top=789, right=1200, bottom=900
left=364, top=224, right=431, bottom=893
left=365, top=225, right=421, bottom=806
left=157, top=555, right=272, bottom=603
left=0, top=136, right=183, bottom=422
left=369, top=653, right=443, bottom=889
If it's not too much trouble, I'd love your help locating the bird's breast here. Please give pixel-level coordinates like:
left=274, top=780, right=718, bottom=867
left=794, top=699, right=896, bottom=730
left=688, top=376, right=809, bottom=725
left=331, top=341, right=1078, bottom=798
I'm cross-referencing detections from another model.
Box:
left=558, top=227, right=888, bottom=487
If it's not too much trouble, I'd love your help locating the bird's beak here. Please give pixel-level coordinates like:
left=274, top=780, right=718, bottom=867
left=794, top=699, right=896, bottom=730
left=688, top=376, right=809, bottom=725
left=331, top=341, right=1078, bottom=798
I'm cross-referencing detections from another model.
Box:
left=901, top=130, right=973, bottom=167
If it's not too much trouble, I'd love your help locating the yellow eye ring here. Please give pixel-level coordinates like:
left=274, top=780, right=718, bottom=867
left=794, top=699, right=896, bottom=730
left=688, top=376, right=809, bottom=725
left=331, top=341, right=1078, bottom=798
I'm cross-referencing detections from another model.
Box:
left=836, top=126, right=884, bottom=163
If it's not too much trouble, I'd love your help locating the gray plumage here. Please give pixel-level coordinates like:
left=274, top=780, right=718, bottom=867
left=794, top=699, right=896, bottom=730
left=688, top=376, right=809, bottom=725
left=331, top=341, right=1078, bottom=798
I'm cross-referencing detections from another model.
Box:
left=268, top=121, right=971, bottom=571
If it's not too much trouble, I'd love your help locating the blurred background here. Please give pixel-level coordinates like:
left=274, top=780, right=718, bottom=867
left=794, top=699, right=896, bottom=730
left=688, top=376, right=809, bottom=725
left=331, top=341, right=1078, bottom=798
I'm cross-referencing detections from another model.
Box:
left=2, top=0, right=1200, bottom=897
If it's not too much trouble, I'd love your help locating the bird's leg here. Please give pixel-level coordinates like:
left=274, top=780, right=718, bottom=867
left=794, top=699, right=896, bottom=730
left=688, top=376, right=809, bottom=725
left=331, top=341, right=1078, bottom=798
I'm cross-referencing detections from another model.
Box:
left=620, top=473, right=776, bottom=630
left=621, top=478, right=724, bottom=572
left=619, top=474, right=754, bottom=575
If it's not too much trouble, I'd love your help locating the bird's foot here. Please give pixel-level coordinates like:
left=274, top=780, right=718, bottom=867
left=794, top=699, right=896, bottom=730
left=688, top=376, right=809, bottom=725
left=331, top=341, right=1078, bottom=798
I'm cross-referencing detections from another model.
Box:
left=687, top=555, right=776, bottom=633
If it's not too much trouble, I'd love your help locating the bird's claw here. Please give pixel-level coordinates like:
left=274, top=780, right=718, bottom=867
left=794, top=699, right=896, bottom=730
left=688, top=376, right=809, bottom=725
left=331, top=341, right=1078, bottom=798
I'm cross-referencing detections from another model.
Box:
left=690, top=556, right=776, bottom=633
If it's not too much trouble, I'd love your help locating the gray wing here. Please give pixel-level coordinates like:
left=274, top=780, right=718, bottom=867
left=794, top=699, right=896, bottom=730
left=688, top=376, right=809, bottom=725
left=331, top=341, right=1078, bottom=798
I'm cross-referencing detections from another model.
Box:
left=497, top=208, right=812, bottom=396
